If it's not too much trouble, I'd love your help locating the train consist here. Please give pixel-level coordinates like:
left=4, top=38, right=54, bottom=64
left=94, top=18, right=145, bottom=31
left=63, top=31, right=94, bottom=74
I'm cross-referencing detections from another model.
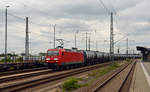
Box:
left=0, top=56, right=45, bottom=71
left=45, top=48, right=141, bottom=70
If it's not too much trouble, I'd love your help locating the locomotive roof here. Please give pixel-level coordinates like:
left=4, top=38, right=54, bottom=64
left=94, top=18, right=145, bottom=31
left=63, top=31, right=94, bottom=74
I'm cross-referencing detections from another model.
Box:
left=48, top=48, right=81, bottom=52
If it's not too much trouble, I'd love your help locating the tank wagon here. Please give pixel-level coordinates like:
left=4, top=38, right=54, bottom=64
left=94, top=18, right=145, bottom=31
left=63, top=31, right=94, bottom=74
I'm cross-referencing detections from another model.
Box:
left=45, top=48, right=141, bottom=70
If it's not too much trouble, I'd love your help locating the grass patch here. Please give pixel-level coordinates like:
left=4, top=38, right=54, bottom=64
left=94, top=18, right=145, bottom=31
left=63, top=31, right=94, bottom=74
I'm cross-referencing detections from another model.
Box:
left=126, top=59, right=132, bottom=62
left=62, top=62, right=120, bottom=91
left=80, top=83, right=88, bottom=87
left=88, top=62, right=120, bottom=78
left=62, top=77, right=88, bottom=91
left=62, top=77, right=81, bottom=91
left=111, top=62, right=120, bottom=67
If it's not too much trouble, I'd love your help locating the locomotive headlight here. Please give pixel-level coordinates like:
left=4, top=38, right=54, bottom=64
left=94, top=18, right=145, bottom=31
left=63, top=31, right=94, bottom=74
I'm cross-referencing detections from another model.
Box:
left=54, top=58, right=58, bottom=60
left=46, top=58, right=50, bottom=60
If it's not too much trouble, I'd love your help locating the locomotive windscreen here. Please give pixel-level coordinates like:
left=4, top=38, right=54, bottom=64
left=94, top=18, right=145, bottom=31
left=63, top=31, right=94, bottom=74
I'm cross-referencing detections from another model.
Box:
left=47, top=51, right=59, bottom=56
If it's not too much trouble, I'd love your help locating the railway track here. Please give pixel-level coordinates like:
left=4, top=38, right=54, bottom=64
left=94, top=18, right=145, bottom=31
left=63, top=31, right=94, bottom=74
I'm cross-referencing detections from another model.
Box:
left=0, top=67, right=47, bottom=77
left=0, top=68, right=51, bottom=83
left=75, top=60, right=136, bottom=92
left=0, top=62, right=112, bottom=92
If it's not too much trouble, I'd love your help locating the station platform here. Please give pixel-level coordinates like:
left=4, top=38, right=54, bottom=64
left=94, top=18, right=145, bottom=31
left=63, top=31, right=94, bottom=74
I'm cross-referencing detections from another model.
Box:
left=130, top=60, right=150, bottom=92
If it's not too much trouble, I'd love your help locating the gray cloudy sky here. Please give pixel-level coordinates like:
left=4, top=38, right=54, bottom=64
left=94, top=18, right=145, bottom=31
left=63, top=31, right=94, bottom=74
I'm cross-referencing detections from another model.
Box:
left=0, top=0, right=149, bottom=54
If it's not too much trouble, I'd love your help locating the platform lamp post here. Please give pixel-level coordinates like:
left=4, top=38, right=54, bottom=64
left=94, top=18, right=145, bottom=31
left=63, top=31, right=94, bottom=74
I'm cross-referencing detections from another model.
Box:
left=5, top=5, right=10, bottom=64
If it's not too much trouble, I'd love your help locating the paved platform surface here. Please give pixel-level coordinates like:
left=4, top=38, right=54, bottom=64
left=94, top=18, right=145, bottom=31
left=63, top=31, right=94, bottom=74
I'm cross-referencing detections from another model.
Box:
left=130, top=61, right=150, bottom=92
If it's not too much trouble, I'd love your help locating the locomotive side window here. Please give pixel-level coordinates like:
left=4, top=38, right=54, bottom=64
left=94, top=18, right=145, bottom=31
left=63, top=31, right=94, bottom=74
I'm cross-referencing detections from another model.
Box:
left=62, top=52, right=64, bottom=55
left=47, top=51, right=59, bottom=56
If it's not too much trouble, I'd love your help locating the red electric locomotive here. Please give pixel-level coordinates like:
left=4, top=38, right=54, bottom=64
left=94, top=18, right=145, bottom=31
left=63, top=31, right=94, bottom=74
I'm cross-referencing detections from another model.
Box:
left=45, top=48, right=84, bottom=70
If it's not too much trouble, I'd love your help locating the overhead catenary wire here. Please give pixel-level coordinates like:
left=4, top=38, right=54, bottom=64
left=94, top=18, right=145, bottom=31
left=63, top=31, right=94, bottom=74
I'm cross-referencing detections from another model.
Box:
left=109, top=0, right=117, bottom=14
left=98, top=0, right=111, bottom=14
left=1, top=0, right=116, bottom=52
left=1, top=1, right=93, bottom=34
left=8, top=13, right=25, bottom=20
left=5, top=12, right=50, bottom=42
left=97, top=0, right=117, bottom=58
left=6, top=14, right=52, bottom=37
left=0, top=12, right=25, bottom=32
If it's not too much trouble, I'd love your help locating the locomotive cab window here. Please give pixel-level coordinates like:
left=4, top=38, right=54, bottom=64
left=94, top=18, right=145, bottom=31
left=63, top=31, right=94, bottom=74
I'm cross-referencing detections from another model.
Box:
left=47, top=51, right=59, bottom=56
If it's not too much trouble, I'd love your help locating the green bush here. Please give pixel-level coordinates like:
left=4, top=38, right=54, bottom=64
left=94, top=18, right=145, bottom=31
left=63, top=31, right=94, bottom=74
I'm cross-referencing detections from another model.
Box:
left=16, top=57, right=23, bottom=62
left=63, top=77, right=80, bottom=91
left=0, top=58, right=11, bottom=62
